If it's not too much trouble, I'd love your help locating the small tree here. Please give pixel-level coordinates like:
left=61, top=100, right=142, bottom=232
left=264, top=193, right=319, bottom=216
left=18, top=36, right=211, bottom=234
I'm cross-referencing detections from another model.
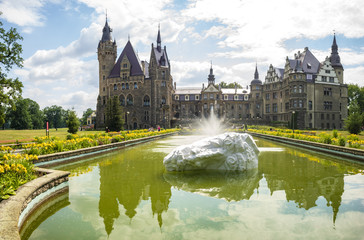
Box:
left=345, top=100, right=363, bottom=134
left=106, top=96, right=124, bottom=132
left=67, top=110, right=80, bottom=134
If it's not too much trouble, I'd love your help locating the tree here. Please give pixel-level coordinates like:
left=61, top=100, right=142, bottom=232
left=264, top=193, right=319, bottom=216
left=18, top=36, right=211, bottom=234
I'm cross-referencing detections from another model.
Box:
left=219, top=81, right=243, bottom=88
left=6, top=98, right=44, bottom=129
left=345, top=100, right=363, bottom=134
left=0, top=13, right=24, bottom=126
left=348, top=84, right=364, bottom=115
left=67, top=110, right=80, bottom=134
left=81, top=108, right=94, bottom=125
left=7, top=98, right=32, bottom=129
left=43, top=105, right=67, bottom=129
left=106, top=96, right=124, bottom=132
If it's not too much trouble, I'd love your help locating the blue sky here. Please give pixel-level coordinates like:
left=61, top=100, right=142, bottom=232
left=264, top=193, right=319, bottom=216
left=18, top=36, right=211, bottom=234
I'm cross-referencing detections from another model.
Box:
left=1, top=0, right=364, bottom=116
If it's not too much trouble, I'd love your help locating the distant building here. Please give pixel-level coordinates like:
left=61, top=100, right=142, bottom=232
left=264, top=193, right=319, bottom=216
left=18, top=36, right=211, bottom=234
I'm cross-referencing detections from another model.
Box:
left=96, top=18, right=347, bottom=130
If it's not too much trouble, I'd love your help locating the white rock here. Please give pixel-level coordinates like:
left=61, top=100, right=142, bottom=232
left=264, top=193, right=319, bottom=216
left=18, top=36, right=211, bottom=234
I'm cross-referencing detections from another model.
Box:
left=163, top=132, right=259, bottom=171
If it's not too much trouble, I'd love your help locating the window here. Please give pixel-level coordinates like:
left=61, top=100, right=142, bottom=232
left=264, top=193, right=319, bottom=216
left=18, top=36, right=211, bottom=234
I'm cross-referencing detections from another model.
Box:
left=162, top=71, right=166, bottom=80
left=298, top=85, right=303, bottom=93
left=299, top=99, right=303, bottom=108
left=285, top=89, right=289, bottom=97
left=224, top=95, right=228, bottom=100
left=103, top=96, right=106, bottom=105
left=324, top=87, right=332, bottom=96
left=244, top=95, right=249, bottom=101
left=265, top=104, right=270, bottom=113
left=309, top=100, right=312, bottom=110
left=293, top=100, right=297, bottom=108
left=324, top=102, right=332, bottom=110
left=119, top=95, right=125, bottom=106
left=185, top=95, right=189, bottom=101
left=273, top=92, right=277, bottom=99
left=122, top=73, right=127, bottom=80
left=144, top=111, right=149, bottom=121
left=256, top=93, right=260, bottom=99
left=325, top=70, right=330, bottom=74
left=175, top=95, right=179, bottom=100
left=204, top=103, right=207, bottom=109
left=161, top=81, right=166, bottom=87
left=309, top=113, right=312, bottom=120
left=103, top=87, right=105, bottom=92
left=321, top=113, right=324, bottom=120
left=332, top=114, right=335, bottom=120
left=293, top=85, right=297, bottom=93
left=327, top=114, right=330, bottom=120
left=329, top=77, right=334, bottom=82
left=210, top=93, right=214, bottom=99
left=134, top=82, right=138, bottom=89
left=273, top=103, right=278, bottom=113
left=123, top=63, right=127, bottom=68
left=255, top=85, right=260, bottom=90
left=127, top=94, right=133, bottom=106
left=161, top=97, right=166, bottom=104
left=126, top=83, right=129, bottom=89
left=143, top=95, right=150, bottom=107
left=234, top=95, right=238, bottom=100
left=122, top=83, right=125, bottom=90
left=195, top=95, right=199, bottom=100
left=322, top=76, right=327, bottom=82
left=103, top=75, right=105, bottom=80
left=114, top=84, right=117, bottom=90
left=265, top=93, right=270, bottom=100
left=307, top=63, right=311, bottom=69
left=285, top=102, right=289, bottom=110
left=204, top=94, right=207, bottom=100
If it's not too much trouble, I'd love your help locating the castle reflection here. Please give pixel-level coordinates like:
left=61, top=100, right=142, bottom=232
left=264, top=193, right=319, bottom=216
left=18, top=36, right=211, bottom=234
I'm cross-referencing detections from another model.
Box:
left=97, top=142, right=353, bottom=236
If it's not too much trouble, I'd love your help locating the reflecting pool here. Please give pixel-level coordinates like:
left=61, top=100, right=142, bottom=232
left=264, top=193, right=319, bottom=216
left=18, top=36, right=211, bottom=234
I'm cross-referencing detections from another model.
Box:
left=23, top=135, right=364, bottom=239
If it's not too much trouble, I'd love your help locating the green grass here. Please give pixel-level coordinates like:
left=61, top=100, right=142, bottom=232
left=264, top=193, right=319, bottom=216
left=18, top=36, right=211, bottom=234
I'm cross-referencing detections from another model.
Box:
left=0, top=128, right=103, bottom=143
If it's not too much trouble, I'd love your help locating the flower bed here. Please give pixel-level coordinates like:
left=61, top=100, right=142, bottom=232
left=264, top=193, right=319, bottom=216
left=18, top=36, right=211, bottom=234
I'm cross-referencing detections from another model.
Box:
left=0, top=151, right=38, bottom=200
left=246, top=128, right=364, bottom=149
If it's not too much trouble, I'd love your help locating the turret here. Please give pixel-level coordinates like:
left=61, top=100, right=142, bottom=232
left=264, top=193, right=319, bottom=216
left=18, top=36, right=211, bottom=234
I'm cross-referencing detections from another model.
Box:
left=329, top=34, right=344, bottom=83
left=208, top=62, right=215, bottom=85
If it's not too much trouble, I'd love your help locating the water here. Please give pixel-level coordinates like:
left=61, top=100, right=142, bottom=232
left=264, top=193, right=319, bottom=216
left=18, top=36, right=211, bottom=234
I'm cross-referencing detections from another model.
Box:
left=22, top=135, right=364, bottom=240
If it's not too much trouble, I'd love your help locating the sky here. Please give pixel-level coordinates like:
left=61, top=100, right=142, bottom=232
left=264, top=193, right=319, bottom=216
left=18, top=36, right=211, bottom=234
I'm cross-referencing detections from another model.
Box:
left=1, top=0, right=364, bottom=117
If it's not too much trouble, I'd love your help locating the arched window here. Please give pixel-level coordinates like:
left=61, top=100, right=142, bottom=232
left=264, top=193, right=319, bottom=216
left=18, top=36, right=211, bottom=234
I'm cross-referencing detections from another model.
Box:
left=114, top=84, right=117, bottom=90
left=119, top=95, right=125, bottom=106
left=143, top=95, right=150, bottom=107
left=161, top=96, right=166, bottom=104
left=127, top=94, right=133, bottom=106
left=126, top=83, right=129, bottom=89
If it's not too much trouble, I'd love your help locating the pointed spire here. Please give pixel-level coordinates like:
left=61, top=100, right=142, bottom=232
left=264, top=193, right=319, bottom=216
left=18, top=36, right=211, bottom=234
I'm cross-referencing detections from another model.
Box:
left=254, top=63, right=259, bottom=80
left=329, top=33, right=342, bottom=67
left=157, top=24, right=161, bottom=52
left=101, top=14, right=112, bottom=42
left=208, top=61, right=215, bottom=85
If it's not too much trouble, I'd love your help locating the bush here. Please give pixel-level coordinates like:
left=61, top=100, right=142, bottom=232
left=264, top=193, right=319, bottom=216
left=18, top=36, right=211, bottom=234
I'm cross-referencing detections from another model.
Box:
left=332, top=129, right=338, bottom=138
left=345, top=112, right=362, bottom=135
left=319, top=133, right=332, bottom=144
left=338, top=136, right=346, bottom=146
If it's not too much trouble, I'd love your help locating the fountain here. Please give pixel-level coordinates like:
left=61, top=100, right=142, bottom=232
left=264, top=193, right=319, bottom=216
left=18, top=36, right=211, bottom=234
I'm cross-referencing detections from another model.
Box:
left=163, top=106, right=259, bottom=171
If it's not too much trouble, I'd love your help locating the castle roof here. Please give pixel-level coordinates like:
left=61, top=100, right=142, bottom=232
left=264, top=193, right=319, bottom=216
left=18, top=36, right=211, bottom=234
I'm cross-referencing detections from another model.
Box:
left=109, top=40, right=144, bottom=78
left=101, top=19, right=112, bottom=42
left=289, top=48, right=320, bottom=74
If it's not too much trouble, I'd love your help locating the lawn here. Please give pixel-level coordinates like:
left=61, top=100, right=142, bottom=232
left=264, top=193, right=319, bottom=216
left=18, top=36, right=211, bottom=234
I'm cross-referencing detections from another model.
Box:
left=0, top=128, right=103, bottom=144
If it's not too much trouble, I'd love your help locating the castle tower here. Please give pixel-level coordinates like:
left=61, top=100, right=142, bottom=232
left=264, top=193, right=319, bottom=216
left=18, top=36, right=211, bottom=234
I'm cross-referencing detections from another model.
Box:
left=329, top=34, right=344, bottom=84
left=96, top=17, right=117, bottom=127
left=149, top=26, right=173, bottom=128
left=208, top=62, right=215, bottom=85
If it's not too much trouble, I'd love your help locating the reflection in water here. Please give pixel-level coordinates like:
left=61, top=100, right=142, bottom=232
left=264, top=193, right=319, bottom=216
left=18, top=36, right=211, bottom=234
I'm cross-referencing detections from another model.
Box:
left=259, top=148, right=345, bottom=224
left=27, top=136, right=364, bottom=239
left=98, top=148, right=172, bottom=236
left=164, top=169, right=262, bottom=201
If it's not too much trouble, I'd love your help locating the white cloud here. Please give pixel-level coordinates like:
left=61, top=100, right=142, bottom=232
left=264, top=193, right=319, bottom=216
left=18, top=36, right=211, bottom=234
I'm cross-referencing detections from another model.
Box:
left=345, top=66, right=364, bottom=86
left=0, top=0, right=45, bottom=27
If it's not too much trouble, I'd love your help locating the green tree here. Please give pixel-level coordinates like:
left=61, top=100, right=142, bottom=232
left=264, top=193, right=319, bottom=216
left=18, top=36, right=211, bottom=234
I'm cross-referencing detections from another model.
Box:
left=81, top=108, right=94, bottom=125
left=0, top=14, right=24, bottom=126
left=7, top=98, right=32, bottom=129
left=106, top=96, right=124, bottom=132
left=67, top=110, right=80, bottom=134
left=219, top=81, right=243, bottom=88
left=27, top=98, right=43, bottom=129
left=348, top=84, right=364, bottom=115
left=345, top=100, right=363, bottom=134
left=6, top=98, right=44, bottom=129
left=43, top=105, right=67, bottom=129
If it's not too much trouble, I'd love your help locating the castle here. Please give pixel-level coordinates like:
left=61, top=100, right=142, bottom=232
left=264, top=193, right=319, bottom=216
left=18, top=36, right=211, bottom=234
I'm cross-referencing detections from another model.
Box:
left=96, top=19, right=347, bottom=130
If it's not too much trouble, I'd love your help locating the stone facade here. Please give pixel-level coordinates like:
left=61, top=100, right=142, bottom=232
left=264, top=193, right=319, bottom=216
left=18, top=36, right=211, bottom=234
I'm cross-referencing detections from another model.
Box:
left=96, top=20, right=173, bottom=129
left=96, top=18, right=347, bottom=130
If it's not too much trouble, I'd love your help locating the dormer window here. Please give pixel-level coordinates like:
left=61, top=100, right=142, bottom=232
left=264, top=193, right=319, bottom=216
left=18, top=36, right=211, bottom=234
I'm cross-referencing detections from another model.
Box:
left=307, top=63, right=311, bottom=69
left=123, top=63, right=128, bottom=68
left=185, top=95, right=189, bottom=101
left=175, top=95, right=179, bottom=100
left=224, top=95, right=228, bottom=100
left=234, top=95, right=238, bottom=100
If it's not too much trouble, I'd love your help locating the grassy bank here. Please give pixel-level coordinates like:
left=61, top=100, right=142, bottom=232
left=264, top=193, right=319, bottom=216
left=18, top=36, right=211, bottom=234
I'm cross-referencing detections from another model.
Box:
left=0, top=128, right=102, bottom=144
